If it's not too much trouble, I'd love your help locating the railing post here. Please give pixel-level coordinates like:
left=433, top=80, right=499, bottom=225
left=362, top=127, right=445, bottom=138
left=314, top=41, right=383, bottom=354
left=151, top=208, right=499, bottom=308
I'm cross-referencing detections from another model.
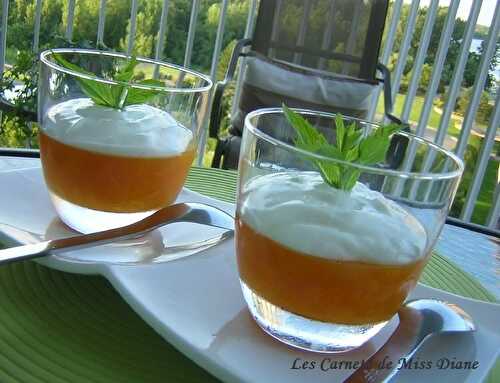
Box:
left=400, top=0, right=439, bottom=122
left=395, top=0, right=460, bottom=198
left=420, top=0, right=483, bottom=202
left=460, top=91, right=500, bottom=221
left=455, top=1, right=500, bottom=159
left=209, top=0, right=229, bottom=81
left=433, top=0, right=483, bottom=147
left=367, top=0, right=403, bottom=121
left=486, top=181, right=500, bottom=229
left=414, top=0, right=460, bottom=137
left=32, top=0, right=43, bottom=52
left=97, top=0, right=107, bottom=46
left=0, top=0, right=9, bottom=76
left=65, top=0, right=76, bottom=41
left=197, top=0, right=230, bottom=166
left=389, top=0, right=420, bottom=110
left=127, top=0, right=139, bottom=56
left=230, top=0, right=257, bottom=116
left=153, top=0, right=170, bottom=79
left=184, top=0, right=200, bottom=68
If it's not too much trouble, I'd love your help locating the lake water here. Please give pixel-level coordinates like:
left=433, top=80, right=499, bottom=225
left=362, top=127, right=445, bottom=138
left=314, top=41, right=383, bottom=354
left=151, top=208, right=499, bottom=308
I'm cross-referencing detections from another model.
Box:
left=471, top=38, right=500, bottom=81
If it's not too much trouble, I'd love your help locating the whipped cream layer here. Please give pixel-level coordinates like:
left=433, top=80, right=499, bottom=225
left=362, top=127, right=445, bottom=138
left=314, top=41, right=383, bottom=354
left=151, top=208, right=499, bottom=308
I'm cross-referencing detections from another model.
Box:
left=240, top=172, right=427, bottom=265
left=43, top=98, right=193, bottom=157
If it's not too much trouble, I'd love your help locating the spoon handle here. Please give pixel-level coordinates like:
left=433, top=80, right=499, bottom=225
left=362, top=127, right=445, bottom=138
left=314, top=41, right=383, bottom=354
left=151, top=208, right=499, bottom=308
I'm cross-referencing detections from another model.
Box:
left=344, top=306, right=426, bottom=382
left=0, top=241, right=52, bottom=264
left=0, top=203, right=192, bottom=265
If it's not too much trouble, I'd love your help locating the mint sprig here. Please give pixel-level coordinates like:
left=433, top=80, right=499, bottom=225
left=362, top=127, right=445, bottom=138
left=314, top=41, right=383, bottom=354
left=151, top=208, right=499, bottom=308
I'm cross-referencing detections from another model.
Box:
left=52, top=52, right=162, bottom=109
left=282, top=104, right=402, bottom=191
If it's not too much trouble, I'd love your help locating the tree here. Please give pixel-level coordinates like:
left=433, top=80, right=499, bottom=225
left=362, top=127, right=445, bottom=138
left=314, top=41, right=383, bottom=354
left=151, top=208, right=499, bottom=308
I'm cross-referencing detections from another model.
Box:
left=120, top=0, right=163, bottom=57
left=216, top=40, right=237, bottom=136
left=419, top=63, right=432, bottom=92
left=216, top=39, right=236, bottom=81
left=161, top=0, right=192, bottom=65
left=386, top=3, right=497, bottom=93
left=6, top=0, right=38, bottom=51
left=101, top=0, right=132, bottom=49
left=68, top=0, right=100, bottom=43
left=477, top=92, right=493, bottom=124
left=457, top=87, right=492, bottom=124
left=191, top=0, right=248, bottom=71
left=477, top=40, right=499, bottom=90
left=38, top=0, right=64, bottom=48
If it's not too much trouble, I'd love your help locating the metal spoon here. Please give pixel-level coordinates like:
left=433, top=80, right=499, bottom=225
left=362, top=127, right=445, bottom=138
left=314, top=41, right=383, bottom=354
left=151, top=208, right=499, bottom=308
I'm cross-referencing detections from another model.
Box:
left=0, top=202, right=234, bottom=265
left=345, top=299, right=475, bottom=382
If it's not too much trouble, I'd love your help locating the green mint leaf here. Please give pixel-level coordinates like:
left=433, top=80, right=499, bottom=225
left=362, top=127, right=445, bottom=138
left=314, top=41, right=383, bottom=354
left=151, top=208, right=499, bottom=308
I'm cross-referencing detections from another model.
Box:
left=359, top=134, right=391, bottom=165
left=52, top=52, right=160, bottom=109
left=316, top=160, right=341, bottom=187
left=52, top=53, right=112, bottom=106
left=345, top=146, right=359, bottom=162
left=52, top=52, right=93, bottom=77
left=316, top=145, right=344, bottom=160
left=283, top=104, right=403, bottom=192
left=108, top=57, right=140, bottom=108
left=380, top=123, right=402, bottom=138
left=283, top=104, right=341, bottom=188
left=344, top=121, right=363, bottom=150
left=53, top=52, right=120, bottom=107
left=123, top=79, right=163, bottom=106
left=114, top=57, right=138, bottom=82
left=283, top=104, right=327, bottom=150
left=346, top=120, right=356, bottom=138
left=341, top=168, right=361, bottom=190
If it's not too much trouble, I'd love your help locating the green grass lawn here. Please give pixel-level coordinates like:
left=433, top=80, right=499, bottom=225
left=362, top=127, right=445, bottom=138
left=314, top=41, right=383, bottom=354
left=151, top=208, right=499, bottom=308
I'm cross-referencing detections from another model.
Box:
left=135, top=62, right=202, bottom=85
left=471, top=159, right=499, bottom=225
left=5, top=47, right=18, bottom=66
left=376, top=93, right=496, bottom=225
left=376, top=93, right=463, bottom=138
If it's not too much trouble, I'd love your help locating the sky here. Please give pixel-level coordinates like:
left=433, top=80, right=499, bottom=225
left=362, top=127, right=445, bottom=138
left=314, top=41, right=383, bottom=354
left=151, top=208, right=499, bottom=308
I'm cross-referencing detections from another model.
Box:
left=404, top=0, right=497, bottom=27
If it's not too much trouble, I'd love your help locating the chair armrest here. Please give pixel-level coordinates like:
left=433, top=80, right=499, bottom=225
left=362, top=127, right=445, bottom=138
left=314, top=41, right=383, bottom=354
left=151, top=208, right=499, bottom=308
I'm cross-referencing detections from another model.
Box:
left=209, top=38, right=252, bottom=139
left=376, top=63, right=408, bottom=128
left=376, top=63, right=411, bottom=170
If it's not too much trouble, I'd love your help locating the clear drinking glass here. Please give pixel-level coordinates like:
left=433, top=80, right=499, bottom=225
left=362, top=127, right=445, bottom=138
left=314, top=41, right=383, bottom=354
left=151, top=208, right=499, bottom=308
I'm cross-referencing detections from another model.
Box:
left=38, top=49, right=212, bottom=233
left=236, top=108, right=464, bottom=353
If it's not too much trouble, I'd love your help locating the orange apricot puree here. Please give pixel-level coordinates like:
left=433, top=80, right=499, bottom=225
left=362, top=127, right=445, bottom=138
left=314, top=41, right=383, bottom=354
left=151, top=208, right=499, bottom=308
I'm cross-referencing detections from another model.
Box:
left=39, top=130, right=195, bottom=213
left=236, top=217, right=427, bottom=324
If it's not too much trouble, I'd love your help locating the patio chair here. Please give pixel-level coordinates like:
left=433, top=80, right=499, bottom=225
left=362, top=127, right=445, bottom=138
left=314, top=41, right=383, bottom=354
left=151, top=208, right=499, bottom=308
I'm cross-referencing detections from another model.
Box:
left=209, top=0, right=406, bottom=169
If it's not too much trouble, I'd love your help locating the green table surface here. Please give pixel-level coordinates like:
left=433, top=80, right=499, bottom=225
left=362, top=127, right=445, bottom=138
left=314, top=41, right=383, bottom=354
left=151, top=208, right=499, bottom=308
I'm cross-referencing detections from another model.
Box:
left=0, top=166, right=497, bottom=383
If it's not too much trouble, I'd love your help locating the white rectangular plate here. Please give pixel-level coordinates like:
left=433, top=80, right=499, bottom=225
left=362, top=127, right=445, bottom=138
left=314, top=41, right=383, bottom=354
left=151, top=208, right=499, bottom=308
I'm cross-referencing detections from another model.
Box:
left=1, top=164, right=499, bottom=383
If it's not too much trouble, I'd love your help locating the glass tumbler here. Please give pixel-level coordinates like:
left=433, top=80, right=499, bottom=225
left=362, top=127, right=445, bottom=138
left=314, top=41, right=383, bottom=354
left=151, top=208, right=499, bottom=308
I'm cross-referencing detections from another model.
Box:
left=236, top=108, right=463, bottom=352
left=38, top=49, right=212, bottom=233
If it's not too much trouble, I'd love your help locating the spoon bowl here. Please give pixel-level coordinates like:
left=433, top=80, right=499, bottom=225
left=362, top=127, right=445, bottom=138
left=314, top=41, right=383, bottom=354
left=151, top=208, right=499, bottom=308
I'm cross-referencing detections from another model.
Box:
left=406, top=299, right=475, bottom=333
left=346, top=298, right=476, bottom=382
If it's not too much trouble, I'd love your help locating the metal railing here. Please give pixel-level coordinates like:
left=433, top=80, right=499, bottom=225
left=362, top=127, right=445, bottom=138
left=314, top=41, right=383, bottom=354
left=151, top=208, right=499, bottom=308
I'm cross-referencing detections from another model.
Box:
left=0, top=0, right=498, bottom=230
left=376, top=0, right=499, bottom=231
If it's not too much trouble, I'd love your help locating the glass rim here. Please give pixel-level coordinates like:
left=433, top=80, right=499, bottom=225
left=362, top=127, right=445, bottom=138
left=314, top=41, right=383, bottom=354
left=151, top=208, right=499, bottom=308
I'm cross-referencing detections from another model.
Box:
left=40, top=48, right=213, bottom=94
left=244, top=107, right=464, bottom=181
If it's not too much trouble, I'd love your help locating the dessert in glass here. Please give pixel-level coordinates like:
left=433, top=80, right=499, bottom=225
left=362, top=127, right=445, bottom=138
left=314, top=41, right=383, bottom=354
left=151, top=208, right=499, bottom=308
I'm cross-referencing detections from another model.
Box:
left=236, top=108, right=463, bottom=352
left=38, top=49, right=212, bottom=233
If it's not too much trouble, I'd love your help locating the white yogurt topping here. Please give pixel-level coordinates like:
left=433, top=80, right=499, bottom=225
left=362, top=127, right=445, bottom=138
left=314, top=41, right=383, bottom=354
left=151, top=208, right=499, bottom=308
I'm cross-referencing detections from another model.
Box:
left=43, top=98, right=193, bottom=157
left=240, top=172, right=427, bottom=265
